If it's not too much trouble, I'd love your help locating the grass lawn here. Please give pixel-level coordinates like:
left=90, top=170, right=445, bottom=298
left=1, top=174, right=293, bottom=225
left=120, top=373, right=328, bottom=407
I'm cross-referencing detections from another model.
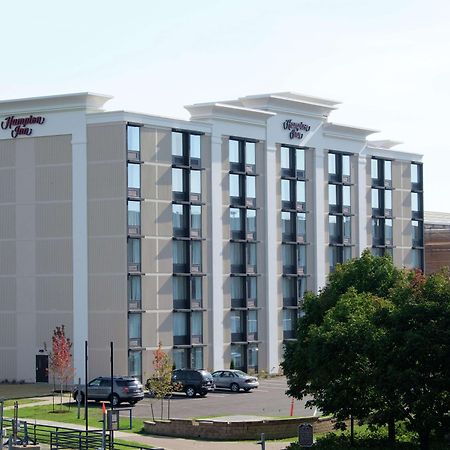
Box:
left=3, top=403, right=146, bottom=435
left=3, top=398, right=44, bottom=407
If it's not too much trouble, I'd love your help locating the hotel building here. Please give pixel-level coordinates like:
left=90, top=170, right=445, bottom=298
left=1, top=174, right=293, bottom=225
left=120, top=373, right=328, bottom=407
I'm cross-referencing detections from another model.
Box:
left=0, top=92, right=423, bottom=383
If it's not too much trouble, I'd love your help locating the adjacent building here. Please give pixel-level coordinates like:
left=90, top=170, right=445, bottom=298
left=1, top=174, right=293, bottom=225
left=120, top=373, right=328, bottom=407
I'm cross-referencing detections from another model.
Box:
left=424, top=211, right=450, bottom=274
left=0, top=92, right=423, bottom=383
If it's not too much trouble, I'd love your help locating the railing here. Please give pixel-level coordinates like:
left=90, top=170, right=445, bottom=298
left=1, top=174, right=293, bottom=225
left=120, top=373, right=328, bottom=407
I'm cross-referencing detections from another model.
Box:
left=2, top=419, right=164, bottom=450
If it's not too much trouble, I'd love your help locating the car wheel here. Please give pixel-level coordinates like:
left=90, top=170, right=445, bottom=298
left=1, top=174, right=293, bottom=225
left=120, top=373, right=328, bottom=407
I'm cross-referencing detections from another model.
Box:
left=230, top=383, right=240, bottom=393
left=129, top=400, right=137, bottom=406
left=185, top=386, right=196, bottom=398
left=199, top=392, right=207, bottom=397
left=110, top=394, right=120, bottom=407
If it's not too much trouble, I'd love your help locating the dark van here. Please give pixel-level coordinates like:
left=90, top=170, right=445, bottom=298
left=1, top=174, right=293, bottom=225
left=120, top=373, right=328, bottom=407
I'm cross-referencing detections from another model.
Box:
left=171, top=369, right=215, bottom=397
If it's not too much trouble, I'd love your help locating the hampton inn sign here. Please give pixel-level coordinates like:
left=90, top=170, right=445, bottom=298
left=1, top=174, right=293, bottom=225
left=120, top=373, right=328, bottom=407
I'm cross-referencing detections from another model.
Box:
left=282, top=119, right=311, bottom=140
left=1, top=115, right=46, bottom=138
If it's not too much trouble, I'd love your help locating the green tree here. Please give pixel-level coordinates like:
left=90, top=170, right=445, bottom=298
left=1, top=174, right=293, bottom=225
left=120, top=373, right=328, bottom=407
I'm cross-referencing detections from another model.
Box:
left=384, top=270, right=450, bottom=450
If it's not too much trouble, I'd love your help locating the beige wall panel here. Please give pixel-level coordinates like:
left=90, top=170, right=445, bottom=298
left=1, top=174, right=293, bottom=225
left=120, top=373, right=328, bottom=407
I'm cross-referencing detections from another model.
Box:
left=155, top=130, right=172, bottom=165
left=0, top=205, right=15, bottom=239
left=0, top=278, right=16, bottom=310
left=222, top=206, right=229, bottom=240
left=0, top=312, right=16, bottom=347
left=141, top=201, right=157, bottom=236
left=222, top=242, right=230, bottom=274
left=36, top=166, right=72, bottom=202
left=223, top=277, right=231, bottom=309
left=87, top=124, right=125, bottom=162
left=156, top=311, right=173, bottom=347
left=36, top=276, right=73, bottom=311
left=36, top=202, right=72, bottom=238
left=157, top=274, right=172, bottom=310
left=141, top=239, right=157, bottom=274
left=221, top=171, right=229, bottom=206
left=392, top=160, right=402, bottom=190
left=89, top=311, right=127, bottom=349
left=88, top=237, right=125, bottom=274
left=400, top=161, right=411, bottom=189
left=89, top=349, right=128, bottom=379
left=0, top=350, right=16, bottom=380
left=35, top=239, right=72, bottom=274
left=141, top=165, right=157, bottom=200
left=140, top=127, right=158, bottom=163
left=87, top=162, right=124, bottom=199
left=0, top=139, right=16, bottom=168
left=0, top=241, right=16, bottom=275
left=157, top=165, right=171, bottom=201
left=142, top=275, right=158, bottom=311
left=0, top=169, right=15, bottom=202
left=156, top=203, right=172, bottom=238
left=142, top=313, right=159, bottom=348
left=36, top=312, right=73, bottom=348
left=88, top=199, right=125, bottom=237
left=89, top=275, right=126, bottom=311
left=156, top=239, right=172, bottom=274
left=35, top=135, right=72, bottom=165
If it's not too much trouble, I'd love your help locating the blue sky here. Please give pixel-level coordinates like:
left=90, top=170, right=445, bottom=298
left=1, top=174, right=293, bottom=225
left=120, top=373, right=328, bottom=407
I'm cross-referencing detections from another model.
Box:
left=2, top=0, right=449, bottom=211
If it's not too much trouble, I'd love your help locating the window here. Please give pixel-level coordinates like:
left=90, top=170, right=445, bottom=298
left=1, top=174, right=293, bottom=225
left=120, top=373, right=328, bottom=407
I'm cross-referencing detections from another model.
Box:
left=297, top=213, right=306, bottom=242
left=283, top=277, right=297, bottom=307
left=296, top=148, right=305, bottom=172
left=298, top=277, right=306, bottom=300
left=190, top=170, right=201, bottom=194
left=281, top=146, right=290, bottom=170
left=128, top=164, right=140, bottom=189
left=282, top=244, right=296, bottom=272
left=329, top=215, right=339, bottom=244
left=172, top=168, right=184, bottom=193
left=385, top=219, right=393, bottom=244
left=372, top=218, right=383, bottom=246
left=328, top=153, right=337, bottom=176
left=371, top=159, right=379, bottom=181
left=343, top=216, right=351, bottom=243
left=372, top=188, right=380, bottom=210
left=247, top=310, right=257, bottom=335
left=190, top=134, right=201, bottom=160
left=385, top=160, right=392, bottom=182
left=173, top=312, right=189, bottom=341
left=281, top=179, right=291, bottom=203
left=229, top=140, right=240, bottom=163
left=173, top=276, right=189, bottom=309
left=248, top=345, right=258, bottom=369
left=230, top=242, right=245, bottom=270
left=412, top=220, right=423, bottom=247
left=297, top=245, right=306, bottom=272
left=191, top=276, right=202, bottom=307
left=245, top=142, right=256, bottom=166
left=172, top=132, right=184, bottom=157
left=246, top=176, right=256, bottom=199
left=128, top=276, right=141, bottom=308
left=246, top=209, right=257, bottom=236
left=412, top=248, right=423, bottom=269
left=411, top=163, right=422, bottom=188
left=128, top=313, right=141, bottom=346
left=173, top=204, right=186, bottom=234
left=283, top=309, right=296, bottom=332
left=190, top=205, right=201, bottom=235
left=191, top=240, right=202, bottom=268
left=128, top=239, right=140, bottom=265
left=329, top=184, right=338, bottom=207
left=282, top=212, right=294, bottom=240
left=247, top=277, right=257, bottom=303
left=231, top=311, right=244, bottom=334
left=230, top=208, right=243, bottom=238
left=230, top=344, right=245, bottom=369
left=385, top=189, right=392, bottom=211
left=173, top=349, right=188, bottom=370
left=231, top=277, right=245, bottom=307
left=128, top=351, right=142, bottom=379
left=230, top=174, right=242, bottom=198
left=296, top=180, right=306, bottom=204
left=191, top=347, right=203, bottom=369
left=127, top=126, right=140, bottom=153
left=247, top=243, right=257, bottom=267
left=342, top=155, right=350, bottom=178
left=191, top=312, right=203, bottom=342
left=128, top=201, right=140, bottom=227
left=173, top=240, right=187, bottom=267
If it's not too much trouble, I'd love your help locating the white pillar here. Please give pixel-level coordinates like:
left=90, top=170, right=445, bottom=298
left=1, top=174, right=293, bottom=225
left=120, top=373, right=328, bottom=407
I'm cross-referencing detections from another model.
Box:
left=265, top=145, right=279, bottom=374
left=357, top=153, right=368, bottom=254
left=210, top=134, right=224, bottom=370
left=313, top=148, right=326, bottom=292
left=72, top=139, right=89, bottom=383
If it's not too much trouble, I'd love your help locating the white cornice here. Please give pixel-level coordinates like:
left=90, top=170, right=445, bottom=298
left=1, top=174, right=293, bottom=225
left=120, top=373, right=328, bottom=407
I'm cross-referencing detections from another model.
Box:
left=185, top=102, right=275, bottom=126
left=323, top=122, right=379, bottom=142
left=0, top=92, right=112, bottom=115
left=238, top=92, right=340, bottom=119
left=86, top=110, right=211, bottom=133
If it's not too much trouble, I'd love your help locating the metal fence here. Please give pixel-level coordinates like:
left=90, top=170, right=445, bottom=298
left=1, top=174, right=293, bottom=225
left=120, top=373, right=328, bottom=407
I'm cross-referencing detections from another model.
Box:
left=2, top=419, right=164, bottom=450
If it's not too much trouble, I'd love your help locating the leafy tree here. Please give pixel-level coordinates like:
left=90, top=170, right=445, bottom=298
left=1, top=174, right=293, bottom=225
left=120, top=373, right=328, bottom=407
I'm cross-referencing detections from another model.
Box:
left=48, top=325, right=74, bottom=410
left=145, top=342, right=174, bottom=420
left=283, top=252, right=450, bottom=450
left=385, top=270, right=450, bottom=450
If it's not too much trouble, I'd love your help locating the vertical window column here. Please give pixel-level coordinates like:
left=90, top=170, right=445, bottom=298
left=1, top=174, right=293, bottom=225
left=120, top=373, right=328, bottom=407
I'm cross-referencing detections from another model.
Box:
left=328, top=152, right=353, bottom=272
left=127, top=124, right=142, bottom=379
left=280, top=145, right=308, bottom=341
left=171, top=130, right=205, bottom=369
left=411, top=162, right=424, bottom=269
left=229, top=138, right=259, bottom=372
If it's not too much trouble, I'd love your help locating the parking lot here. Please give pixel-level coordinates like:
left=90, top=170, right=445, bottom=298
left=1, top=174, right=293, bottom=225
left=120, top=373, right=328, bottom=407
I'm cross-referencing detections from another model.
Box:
left=132, top=376, right=316, bottom=419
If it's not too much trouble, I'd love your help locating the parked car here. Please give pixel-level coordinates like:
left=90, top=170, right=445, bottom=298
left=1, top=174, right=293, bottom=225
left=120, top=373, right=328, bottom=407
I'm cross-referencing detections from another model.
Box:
left=72, top=376, right=144, bottom=406
left=171, top=369, right=215, bottom=397
left=212, top=369, right=259, bottom=392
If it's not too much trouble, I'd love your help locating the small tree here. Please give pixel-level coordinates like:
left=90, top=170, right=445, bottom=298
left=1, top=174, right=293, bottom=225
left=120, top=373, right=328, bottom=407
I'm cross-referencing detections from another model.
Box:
left=145, top=343, right=174, bottom=420
left=48, top=325, right=74, bottom=411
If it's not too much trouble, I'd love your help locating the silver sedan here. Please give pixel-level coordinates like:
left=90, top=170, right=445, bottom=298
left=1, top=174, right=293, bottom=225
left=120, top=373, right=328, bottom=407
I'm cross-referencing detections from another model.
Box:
left=212, top=370, right=259, bottom=392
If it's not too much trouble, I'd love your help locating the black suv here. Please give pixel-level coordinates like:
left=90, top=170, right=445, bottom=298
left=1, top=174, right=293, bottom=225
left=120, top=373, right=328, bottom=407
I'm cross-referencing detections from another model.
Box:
left=171, top=369, right=215, bottom=397
left=72, top=376, right=144, bottom=406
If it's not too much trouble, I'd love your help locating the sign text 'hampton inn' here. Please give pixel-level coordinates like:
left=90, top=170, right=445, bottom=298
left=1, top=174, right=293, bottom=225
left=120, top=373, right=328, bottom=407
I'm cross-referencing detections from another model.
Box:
left=1, top=115, right=46, bottom=138
left=283, top=119, right=311, bottom=140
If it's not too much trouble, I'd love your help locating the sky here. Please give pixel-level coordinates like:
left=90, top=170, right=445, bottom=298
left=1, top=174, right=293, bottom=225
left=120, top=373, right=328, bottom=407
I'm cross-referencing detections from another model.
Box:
left=1, top=0, right=449, bottom=212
